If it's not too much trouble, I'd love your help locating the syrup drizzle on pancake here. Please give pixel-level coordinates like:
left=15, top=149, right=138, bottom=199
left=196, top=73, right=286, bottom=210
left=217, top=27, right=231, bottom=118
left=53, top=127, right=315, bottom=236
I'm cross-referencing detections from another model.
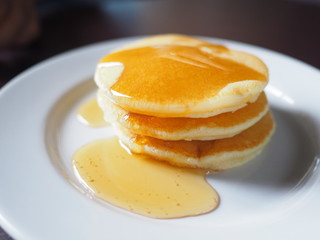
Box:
left=100, top=45, right=267, bottom=104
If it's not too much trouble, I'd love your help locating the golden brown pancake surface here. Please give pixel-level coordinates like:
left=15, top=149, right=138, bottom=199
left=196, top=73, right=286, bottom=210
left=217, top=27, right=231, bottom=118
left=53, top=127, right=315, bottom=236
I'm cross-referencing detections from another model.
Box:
left=98, top=91, right=269, bottom=140
left=102, top=45, right=266, bottom=103
left=95, top=34, right=268, bottom=118
left=116, top=111, right=275, bottom=171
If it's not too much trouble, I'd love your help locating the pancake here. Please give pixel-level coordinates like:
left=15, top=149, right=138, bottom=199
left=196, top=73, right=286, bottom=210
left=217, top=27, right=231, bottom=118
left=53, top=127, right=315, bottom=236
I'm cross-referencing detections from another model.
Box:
left=115, top=111, right=275, bottom=171
left=98, top=90, right=269, bottom=141
left=94, top=34, right=268, bottom=118
left=110, top=34, right=268, bottom=75
left=111, top=34, right=209, bottom=53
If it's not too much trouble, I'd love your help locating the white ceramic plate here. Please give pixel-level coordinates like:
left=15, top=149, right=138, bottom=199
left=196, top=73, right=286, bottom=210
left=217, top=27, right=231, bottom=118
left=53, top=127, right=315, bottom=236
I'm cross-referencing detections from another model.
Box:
left=0, top=37, right=319, bottom=240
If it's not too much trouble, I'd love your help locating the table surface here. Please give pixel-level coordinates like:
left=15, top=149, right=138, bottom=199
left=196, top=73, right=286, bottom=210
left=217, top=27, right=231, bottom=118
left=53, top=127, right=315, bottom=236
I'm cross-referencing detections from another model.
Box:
left=0, top=0, right=319, bottom=239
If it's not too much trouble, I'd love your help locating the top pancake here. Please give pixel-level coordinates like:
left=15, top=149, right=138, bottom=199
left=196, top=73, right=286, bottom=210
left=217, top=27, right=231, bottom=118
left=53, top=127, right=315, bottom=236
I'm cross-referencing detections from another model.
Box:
left=95, top=34, right=268, bottom=118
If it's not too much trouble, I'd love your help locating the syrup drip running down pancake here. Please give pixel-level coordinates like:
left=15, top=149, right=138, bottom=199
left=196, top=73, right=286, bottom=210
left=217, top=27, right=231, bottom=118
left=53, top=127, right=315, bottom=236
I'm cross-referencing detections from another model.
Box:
left=77, top=98, right=108, bottom=127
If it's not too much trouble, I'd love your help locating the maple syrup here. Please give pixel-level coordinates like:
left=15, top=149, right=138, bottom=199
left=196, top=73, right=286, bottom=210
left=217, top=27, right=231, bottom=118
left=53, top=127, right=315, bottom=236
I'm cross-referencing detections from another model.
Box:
left=73, top=137, right=219, bottom=219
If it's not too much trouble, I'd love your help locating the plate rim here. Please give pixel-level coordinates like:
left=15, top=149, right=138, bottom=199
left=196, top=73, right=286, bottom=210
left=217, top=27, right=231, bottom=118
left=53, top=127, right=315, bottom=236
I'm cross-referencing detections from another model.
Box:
left=1, top=36, right=320, bottom=240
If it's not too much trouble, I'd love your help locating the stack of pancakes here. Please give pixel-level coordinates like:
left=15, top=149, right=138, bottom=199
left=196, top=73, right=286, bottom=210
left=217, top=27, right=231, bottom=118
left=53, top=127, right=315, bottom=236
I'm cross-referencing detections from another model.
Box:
left=95, top=34, right=275, bottom=171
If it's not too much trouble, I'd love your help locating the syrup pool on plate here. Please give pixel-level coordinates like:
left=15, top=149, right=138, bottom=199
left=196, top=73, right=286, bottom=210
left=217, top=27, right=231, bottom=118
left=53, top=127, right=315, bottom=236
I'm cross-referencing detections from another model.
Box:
left=72, top=99, right=219, bottom=219
left=73, top=137, right=219, bottom=219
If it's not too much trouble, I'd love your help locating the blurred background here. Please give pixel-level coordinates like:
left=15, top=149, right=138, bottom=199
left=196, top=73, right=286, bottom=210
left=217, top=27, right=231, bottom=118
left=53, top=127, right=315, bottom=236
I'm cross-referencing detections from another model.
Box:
left=0, top=0, right=320, bottom=239
left=0, top=0, right=320, bottom=88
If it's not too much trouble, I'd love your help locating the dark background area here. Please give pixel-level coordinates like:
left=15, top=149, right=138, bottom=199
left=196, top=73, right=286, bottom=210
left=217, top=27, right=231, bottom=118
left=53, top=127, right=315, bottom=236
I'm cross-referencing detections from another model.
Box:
left=0, top=0, right=319, bottom=88
left=0, top=0, right=320, bottom=239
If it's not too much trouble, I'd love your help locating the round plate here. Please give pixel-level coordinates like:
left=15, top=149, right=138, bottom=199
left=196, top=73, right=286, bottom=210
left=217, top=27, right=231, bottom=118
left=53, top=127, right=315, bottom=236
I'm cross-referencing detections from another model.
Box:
left=0, top=37, right=319, bottom=240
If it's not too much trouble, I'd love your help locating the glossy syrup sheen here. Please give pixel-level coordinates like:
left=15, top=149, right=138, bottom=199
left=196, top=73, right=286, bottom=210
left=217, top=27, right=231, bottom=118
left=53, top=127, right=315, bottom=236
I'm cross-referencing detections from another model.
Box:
left=132, top=111, right=274, bottom=159
left=73, top=137, right=219, bottom=219
left=77, top=98, right=108, bottom=127
left=101, top=45, right=266, bottom=103
left=118, top=92, right=267, bottom=131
